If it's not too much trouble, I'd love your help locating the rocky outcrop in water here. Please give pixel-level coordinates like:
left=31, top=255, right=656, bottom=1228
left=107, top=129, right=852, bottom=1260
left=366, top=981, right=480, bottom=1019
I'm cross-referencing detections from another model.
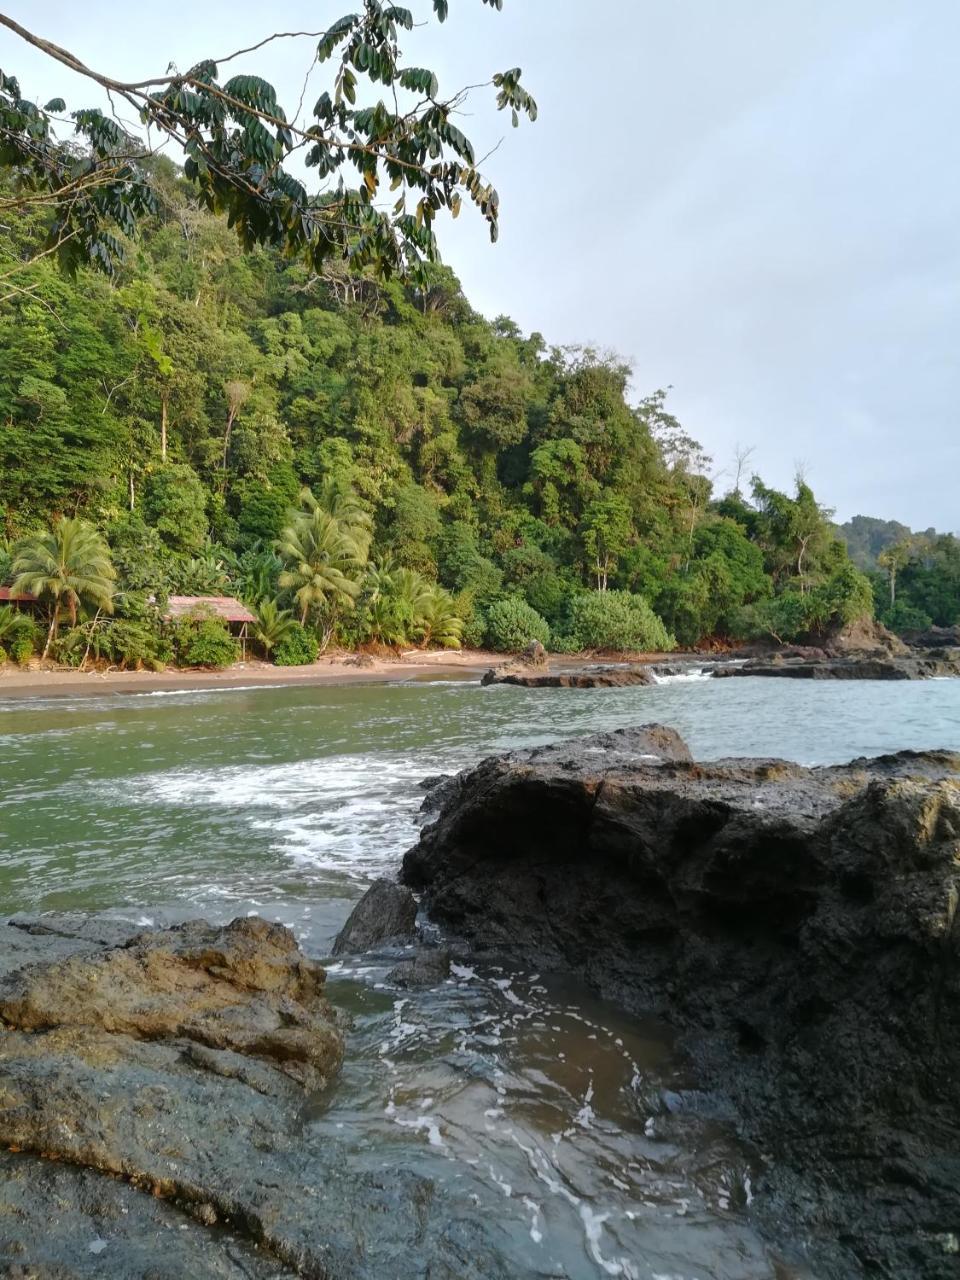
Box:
left=331, top=877, right=418, bottom=954
left=401, top=726, right=960, bottom=1279
left=712, top=653, right=960, bottom=679
left=481, top=662, right=656, bottom=688
left=824, top=615, right=908, bottom=656
left=716, top=616, right=960, bottom=679
left=0, top=914, right=508, bottom=1278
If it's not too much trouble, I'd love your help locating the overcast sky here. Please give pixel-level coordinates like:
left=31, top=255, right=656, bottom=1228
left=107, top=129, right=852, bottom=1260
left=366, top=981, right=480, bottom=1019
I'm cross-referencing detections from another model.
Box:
left=5, top=1, right=959, bottom=528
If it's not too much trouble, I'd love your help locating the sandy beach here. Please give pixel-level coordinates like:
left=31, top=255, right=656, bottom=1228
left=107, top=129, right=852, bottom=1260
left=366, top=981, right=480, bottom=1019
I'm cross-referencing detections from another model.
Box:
left=0, top=649, right=505, bottom=700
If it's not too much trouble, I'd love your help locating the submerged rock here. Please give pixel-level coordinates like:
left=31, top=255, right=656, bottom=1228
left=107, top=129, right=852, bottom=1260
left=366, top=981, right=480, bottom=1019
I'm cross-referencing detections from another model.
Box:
left=387, top=945, right=451, bottom=988
left=481, top=662, right=656, bottom=688
left=331, top=878, right=418, bottom=954
left=401, top=727, right=960, bottom=1279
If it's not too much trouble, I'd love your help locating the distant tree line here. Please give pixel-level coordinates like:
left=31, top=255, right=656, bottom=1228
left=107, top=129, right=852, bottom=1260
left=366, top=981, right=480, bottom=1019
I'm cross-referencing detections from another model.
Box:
left=0, top=161, right=894, bottom=669
left=838, top=517, right=960, bottom=634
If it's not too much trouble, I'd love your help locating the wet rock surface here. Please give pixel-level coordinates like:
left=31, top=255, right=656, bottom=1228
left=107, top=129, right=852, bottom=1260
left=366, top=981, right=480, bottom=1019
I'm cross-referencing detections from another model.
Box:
left=0, top=915, right=343, bottom=1090
left=0, top=913, right=518, bottom=1279
left=481, top=662, right=657, bottom=688
left=386, top=944, right=452, bottom=988
left=401, top=726, right=960, bottom=1278
left=714, top=651, right=960, bottom=679
left=331, top=877, right=418, bottom=954
left=0, top=1150, right=289, bottom=1279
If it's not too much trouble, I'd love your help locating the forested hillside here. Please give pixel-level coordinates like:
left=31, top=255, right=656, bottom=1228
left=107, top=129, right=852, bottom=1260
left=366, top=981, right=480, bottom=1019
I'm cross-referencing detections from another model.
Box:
left=0, top=159, right=922, bottom=667
left=838, top=516, right=960, bottom=633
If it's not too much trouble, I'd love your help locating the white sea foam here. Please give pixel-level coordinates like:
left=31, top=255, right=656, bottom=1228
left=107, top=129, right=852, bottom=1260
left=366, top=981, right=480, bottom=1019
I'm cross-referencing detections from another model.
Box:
left=130, top=751, right=446, bottom=877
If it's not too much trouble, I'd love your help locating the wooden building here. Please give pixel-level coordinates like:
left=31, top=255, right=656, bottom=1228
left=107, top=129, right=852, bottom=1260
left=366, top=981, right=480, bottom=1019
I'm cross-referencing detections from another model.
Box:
left=0, top=587, right=39, bottom=612
left=163, top=596, right=258, bottom=660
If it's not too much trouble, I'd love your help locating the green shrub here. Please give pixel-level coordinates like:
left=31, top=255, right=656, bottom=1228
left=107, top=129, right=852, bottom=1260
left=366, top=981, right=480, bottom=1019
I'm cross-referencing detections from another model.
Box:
left=10, top=635, right=35, bottom=665
left=882, top=600, right=933, bottom=634
left=735, top=595, right=807, bottom=645
left=105, top=620, right=171, bottom=670
left=548, top=632, right=581, bottom=654
left=0, top=606, right=40, bottom=654
left=565, top=591, right=674, bottom=653
left=805, top=562, right=874, bottom=635
left=273, top=623, right=319, bottom=666
left=52, top=619, right=171, bottom=671
left=457, top=595, right=487, bottom=649
left=173, top=616, right=239, bottom=669
left=484, top=596, right=550, bottom=652
left=50, top=630, right=87, bottom=668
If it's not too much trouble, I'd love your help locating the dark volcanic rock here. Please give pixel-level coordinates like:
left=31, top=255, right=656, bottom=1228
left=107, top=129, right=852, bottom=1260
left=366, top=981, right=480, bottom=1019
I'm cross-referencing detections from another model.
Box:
left=401, top=728, right=960, bottom=1279
left=714, top=653, right=960, bottom=679
left=481, top=662, right=656, bottom=688
left=418, top=773, right=461, bottom=817
left=0, top=1150, right=289, bottom=1278
left=331, top=878, right=418, bottom=954
left=902, top=624, right=960, bottom=649
left=0, top=914, right=515, bottom=1279
left=387, top=945, right=451, bottom=988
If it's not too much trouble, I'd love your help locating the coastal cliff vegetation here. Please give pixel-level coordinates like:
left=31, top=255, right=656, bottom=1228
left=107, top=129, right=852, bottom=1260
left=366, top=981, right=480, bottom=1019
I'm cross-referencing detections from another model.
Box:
left=1, top=173, right=949, bottom=668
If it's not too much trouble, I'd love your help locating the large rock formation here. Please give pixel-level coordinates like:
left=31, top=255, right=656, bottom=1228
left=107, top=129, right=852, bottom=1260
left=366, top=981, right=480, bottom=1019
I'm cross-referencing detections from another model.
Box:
left=401, top=726, right=960, bottom=1279
left=0, top=914, right=505, bottom=1278
left=714, top=652, right=960, bottom=679
left=824, top=615, right=908, bottom=657
left=481, top=663, right=657, bottom=688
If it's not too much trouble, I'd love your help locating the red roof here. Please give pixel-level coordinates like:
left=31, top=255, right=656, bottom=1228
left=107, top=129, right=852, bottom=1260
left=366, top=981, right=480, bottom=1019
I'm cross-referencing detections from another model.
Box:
left=164, top=595, right=257, bottom=624
left=0, top=587, right=36, bottom=602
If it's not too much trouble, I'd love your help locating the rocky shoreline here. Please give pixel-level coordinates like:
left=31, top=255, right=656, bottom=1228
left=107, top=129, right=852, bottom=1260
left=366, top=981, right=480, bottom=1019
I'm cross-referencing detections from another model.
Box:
left=3, top=726, right=959, bottom=1278
left=402, top=727, right=960, bottom=1278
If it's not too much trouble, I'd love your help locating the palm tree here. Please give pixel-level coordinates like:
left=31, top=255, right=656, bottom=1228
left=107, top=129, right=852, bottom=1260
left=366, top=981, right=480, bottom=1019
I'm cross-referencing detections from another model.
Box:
left=12, top=517, right=116, bottom=658
left=253, top=598, right=298, bottom=657
left=277, top=503, right=365, bottom=631
left=418, top=585, right=464, bottom=649
left=361, top=563, right=463, bottom=650
left=299, top=482, right=372, bottom=560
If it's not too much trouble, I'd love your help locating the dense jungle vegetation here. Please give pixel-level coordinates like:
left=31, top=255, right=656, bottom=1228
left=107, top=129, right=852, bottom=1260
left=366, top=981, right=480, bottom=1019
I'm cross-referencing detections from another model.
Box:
left=0, top=162, right=953, bottom=668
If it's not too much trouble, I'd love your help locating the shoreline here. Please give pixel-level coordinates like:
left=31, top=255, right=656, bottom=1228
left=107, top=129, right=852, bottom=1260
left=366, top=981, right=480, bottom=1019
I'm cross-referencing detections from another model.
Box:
left=0, top=649, right=505, bottom=700
left=0, top=649, right=689, bottom=702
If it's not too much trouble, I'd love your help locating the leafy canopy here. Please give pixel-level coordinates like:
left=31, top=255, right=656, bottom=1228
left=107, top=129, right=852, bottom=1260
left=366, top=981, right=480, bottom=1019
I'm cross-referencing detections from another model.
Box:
left=0, top=4, right=536, bottom=286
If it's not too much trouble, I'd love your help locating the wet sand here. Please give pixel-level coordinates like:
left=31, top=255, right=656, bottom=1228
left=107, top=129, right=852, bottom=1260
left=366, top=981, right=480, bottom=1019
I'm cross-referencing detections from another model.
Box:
left=0, top=649, right=502, bottom=700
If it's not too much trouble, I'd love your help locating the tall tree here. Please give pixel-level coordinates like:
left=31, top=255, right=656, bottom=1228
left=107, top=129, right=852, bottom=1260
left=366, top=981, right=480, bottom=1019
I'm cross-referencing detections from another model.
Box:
left=0, top=5, right=536, bottom=288
left=11, top=516, right=115, bottom=656
left=277, top=489, right=367, bottom=634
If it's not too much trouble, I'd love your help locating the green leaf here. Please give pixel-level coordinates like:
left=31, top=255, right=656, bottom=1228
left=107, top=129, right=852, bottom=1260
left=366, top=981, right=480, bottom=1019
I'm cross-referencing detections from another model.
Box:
left=223, top=75, right=278, bottom=114
left=318, top=14, right=359, bottom=62
left=399, top=67, right=439, bottom=98
left=43, top=97, right=66, bottom=113
left=385, top=5, right=414, bottom=29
